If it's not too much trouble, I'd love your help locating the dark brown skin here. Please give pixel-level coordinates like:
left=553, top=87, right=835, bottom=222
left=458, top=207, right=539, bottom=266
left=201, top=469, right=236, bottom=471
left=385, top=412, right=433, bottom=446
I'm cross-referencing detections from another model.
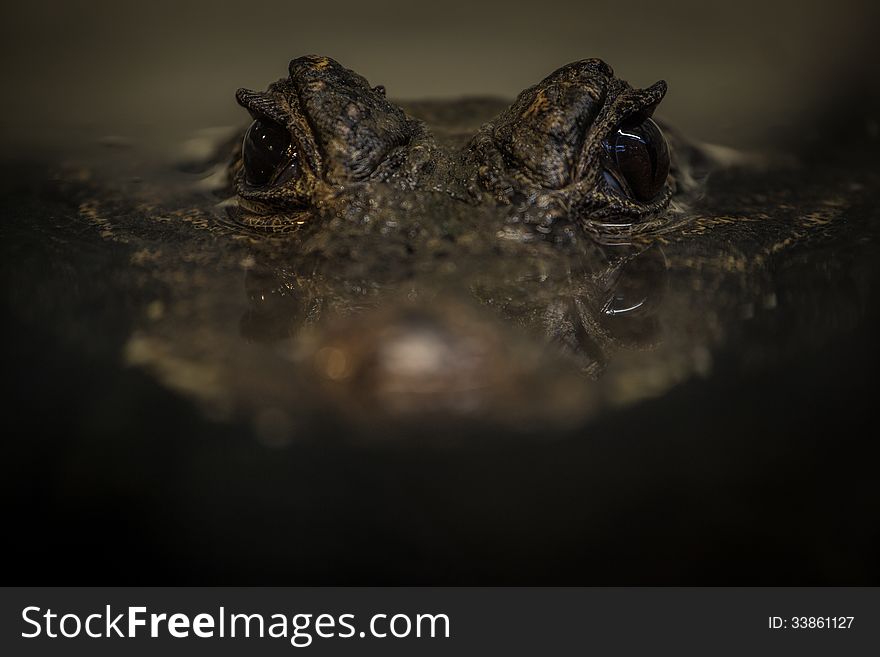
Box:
left=231, top=55, right=683, bottom=238
left=190, top=55, right=847, bottom=429
left=465, top=58, right=672, bottom=226
left=61, top=54, right=863, bottom=431
left=234, top=55, right=436, bottom=214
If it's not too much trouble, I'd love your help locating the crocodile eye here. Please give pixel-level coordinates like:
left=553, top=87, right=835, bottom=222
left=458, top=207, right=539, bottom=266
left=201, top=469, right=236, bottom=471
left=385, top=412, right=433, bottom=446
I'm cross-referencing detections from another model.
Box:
left=604, top=118, right=669, bottom=202
left=242, top=118, right=295, bottom=186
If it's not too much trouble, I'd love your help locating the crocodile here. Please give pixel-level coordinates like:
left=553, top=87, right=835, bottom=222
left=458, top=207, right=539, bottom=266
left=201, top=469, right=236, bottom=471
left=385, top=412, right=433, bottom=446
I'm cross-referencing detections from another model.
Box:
left=5, top=53, right=879, bottom=584
left=57, top=55, right=875, bottom=440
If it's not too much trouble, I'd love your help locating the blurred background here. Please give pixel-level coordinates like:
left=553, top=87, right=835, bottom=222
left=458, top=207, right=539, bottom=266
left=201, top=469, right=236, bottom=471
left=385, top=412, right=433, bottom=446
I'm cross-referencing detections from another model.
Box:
left=2, top=0, right=878, bottom=149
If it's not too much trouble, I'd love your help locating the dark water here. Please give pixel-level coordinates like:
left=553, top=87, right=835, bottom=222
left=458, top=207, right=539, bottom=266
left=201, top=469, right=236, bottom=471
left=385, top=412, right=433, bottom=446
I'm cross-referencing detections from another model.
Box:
left=3, top=101, right=880, bottom=584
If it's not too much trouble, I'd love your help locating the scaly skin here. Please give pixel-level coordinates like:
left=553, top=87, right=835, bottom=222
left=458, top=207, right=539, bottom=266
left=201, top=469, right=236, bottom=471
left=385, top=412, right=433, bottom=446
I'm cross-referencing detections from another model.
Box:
left=231, top=55, right=683, bottom=236
left=56, top=55, right=871, bottom=435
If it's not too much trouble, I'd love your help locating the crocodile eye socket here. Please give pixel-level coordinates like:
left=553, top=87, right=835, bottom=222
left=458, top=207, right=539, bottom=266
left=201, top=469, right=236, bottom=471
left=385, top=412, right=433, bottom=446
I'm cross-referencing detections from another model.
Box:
left=242, top=118, right=296, bottom=187
left=604, top=118, right=669, bottom=202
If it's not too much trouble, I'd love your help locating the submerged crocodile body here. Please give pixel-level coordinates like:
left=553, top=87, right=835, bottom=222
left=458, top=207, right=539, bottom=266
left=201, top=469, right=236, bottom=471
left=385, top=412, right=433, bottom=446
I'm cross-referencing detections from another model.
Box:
left=62, top=56, right=872, bottom=438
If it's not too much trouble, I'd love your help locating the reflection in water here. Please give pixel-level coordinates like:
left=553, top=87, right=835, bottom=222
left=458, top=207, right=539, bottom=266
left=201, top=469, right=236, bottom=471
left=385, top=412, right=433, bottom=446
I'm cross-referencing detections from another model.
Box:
left=571, top=244, right=667, bottom=371
left=41, top=111, right=876, bottom=434
left=240, top=265, right=302, bottom=342
left=596, top=246, right=667, bottom=338
left=238, top=242, right=671, bottom=394
left=526, top=243, right=670, bottom=379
